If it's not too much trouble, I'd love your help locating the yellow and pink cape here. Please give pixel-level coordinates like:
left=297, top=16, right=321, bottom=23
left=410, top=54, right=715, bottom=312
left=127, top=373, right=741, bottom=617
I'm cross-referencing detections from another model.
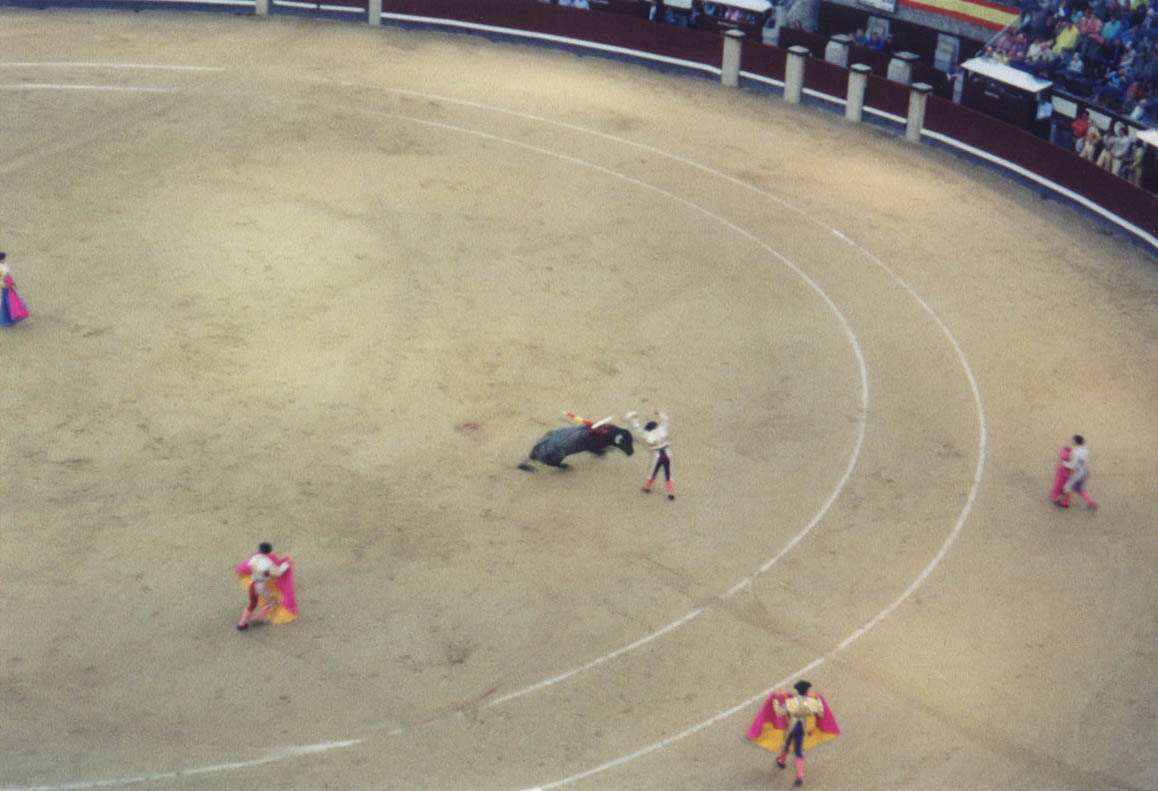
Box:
left=234, top=553, right=298, bottom=624
left=746, top=690, right=841, bottom=754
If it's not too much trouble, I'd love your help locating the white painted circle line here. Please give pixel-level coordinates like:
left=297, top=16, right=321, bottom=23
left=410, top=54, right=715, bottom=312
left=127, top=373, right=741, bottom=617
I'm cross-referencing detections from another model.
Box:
left=0, top=71, right=986, bottom=791
left=1, top=741, right=364, bottom=791
left=507, top=186, right=989, bottom=791
left=2, top=95, right=868, bottom=791
left=0, top=84, right=868, bottom=791
left=0, top=84, right=175, bottom=93
left=345, top=92, right=986, bottom=791
left=0, top=61, right=225, bottom=71
left=520, top=360, right=984, bottom=791
left=308, top=100, right=871, bottom=714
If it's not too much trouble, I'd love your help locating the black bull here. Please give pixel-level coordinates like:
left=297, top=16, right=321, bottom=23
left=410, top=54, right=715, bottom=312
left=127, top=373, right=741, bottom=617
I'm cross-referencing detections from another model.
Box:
left=517, top=424, right=634, bottom=470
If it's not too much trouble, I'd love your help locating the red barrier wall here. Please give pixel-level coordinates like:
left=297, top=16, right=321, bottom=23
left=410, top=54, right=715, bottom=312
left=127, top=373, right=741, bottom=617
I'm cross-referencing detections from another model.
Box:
left=924, top=96, right=1158, bottom=238
left=386, top=0, right=725, bottom=70
left=739, top=38, right=787, bottom=82
left=380, top=1, right=1157, bottom=248
left=863, top=71, right=911, bottom=118
left=3, top=0, right=1150, bottom=245
left=803, top=54, right=850, bottom=101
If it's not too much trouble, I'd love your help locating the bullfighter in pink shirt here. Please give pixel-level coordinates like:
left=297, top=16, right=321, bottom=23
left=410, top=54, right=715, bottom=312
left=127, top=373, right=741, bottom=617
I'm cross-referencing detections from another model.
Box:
left=235, top=542, right=296, bottom=630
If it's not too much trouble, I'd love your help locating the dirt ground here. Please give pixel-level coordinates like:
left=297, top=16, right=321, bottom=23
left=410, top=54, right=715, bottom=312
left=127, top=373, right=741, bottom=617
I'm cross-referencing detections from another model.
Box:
left=1, top=9, right=1155, bottom=791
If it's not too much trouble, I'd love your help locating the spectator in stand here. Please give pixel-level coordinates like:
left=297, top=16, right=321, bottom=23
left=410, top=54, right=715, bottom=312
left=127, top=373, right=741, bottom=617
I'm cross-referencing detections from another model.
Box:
left=1023, top=0, right=1056, bottom=40
left=1026, top=36, right=1058, bottom=73
left=867, top=30, right=886, bottom=51
left=1132, top=81, right=1158, bottom=122
left=1008, top=30, right=1030, bottom=60
left=1000, top=31, right=1018, bottom=60
left=1110, top=124, right=1135, bottom=172
left=1095, top=122, right=1126, bottom=169
left=993, top=32, right=1010, bottom=60
left=1027, top=37, right=1051, bottom=63
left=1071, top=107, right=1093, bottom=150
left=1075, top=11, right=1106, bottom=59
left=1053, top=16, right=1082, bottom=53
left=1143, top=42, right=1158, bottom=81
left=1038, top=93, right=1058, bottom=141
left=1091, top=11, right=1126, bottom=67
left=1124, top=73, right=1142, bottom=102
left=1124, top=137, right=1145, bottom=184
left=1129, top=2, right=1149, bottom=34
left=1101, top=10, right=1125, bottom=44
left=992, top=34, right=1008, bottom=59
left=1065, top=49, right=1093, bottom=93
left=1094, top=65, right=1132, bottom=105
left=985, top=43, right=1009, bottom=64
left=1118, top=41, right=1137, bottom=71
left=853, top=28, right=868, bottom=46
left=1078, top=117, right=1103, bottom=159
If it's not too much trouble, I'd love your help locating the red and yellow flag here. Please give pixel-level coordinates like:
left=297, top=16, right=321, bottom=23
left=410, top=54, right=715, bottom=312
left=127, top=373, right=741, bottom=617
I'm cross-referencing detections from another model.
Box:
left=900, top=0, right=1018, bottom=31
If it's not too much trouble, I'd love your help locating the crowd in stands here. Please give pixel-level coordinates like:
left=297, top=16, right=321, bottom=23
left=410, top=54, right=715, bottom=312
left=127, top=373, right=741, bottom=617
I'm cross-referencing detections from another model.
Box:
left=984, top=0, right=1158, bottom=126
left=850, top=28, right=891, bottom=51
left=638, top=1, right=771, bottom=29
left=538, top=0, right=1154, bottom=185
left=1071, top=109, right=1148, bottom=180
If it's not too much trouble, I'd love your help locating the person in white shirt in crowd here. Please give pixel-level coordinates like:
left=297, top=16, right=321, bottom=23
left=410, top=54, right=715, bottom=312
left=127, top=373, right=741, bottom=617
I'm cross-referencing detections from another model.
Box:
left=1096, top=123, right=1132, bottom=174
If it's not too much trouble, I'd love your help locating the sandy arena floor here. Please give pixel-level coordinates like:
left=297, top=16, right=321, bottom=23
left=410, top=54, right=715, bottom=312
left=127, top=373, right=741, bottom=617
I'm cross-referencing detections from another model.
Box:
left=1, top=9, right=1155, bottom=791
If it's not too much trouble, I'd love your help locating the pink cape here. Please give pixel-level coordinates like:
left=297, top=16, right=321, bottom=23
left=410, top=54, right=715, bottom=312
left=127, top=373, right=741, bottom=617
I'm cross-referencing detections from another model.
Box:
left=3, top=274, right=28, bottom=323
left=1050, top=446, right=1072, bottom=502
left=746, top=690, right=840, bottom=754
left=235, top=553, right=297, bottom=620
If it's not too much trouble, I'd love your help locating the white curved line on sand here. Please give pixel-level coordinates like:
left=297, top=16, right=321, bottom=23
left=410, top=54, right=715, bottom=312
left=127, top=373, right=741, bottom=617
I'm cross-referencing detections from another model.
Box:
left=3, top=75, right=984, bottom=791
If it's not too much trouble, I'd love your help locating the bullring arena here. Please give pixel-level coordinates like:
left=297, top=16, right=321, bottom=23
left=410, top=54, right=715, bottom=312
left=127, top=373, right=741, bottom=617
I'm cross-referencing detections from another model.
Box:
left=1, top=7, right=1155, bottom=791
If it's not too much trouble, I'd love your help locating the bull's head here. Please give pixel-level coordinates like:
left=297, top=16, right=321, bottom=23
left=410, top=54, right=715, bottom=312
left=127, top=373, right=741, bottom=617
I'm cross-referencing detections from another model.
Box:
left=610, top=426, right=634, bottom=456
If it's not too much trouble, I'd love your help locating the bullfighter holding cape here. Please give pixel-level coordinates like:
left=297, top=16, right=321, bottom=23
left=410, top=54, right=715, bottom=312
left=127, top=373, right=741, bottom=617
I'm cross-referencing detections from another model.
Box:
left=0, top=253, right=30, bottom=326
left=747, top=680, right=840, bottom=786
left=235, top=542, right=297, bottom=630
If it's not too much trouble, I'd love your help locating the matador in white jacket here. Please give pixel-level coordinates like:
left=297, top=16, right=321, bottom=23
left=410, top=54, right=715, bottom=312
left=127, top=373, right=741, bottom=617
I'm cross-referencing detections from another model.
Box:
left=626, top=409, right=674, bottom=500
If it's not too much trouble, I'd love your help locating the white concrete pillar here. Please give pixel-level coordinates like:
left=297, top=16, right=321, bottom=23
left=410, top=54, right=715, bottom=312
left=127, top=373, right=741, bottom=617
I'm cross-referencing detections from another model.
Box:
left=368, top=0, right=382, bottom=25
left=254, top=0, right=268, bottom=16
left=763, top=5, right=785, bottom=46
left=845, top=63, right=871, bottom=122
left=721, top=29, right=745, bottom=88
left=887, top=51, right=919, bottom=85
left=824, top=33, right=852, bottom=68
left=906, top=82, right=933, bottom=142
left=784, top=45, right=809, bottom=105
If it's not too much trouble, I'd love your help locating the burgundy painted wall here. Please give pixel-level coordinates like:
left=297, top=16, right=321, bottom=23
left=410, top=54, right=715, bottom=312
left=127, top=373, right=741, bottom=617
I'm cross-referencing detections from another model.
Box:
left=380, top=0, right=1157, bottom=243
